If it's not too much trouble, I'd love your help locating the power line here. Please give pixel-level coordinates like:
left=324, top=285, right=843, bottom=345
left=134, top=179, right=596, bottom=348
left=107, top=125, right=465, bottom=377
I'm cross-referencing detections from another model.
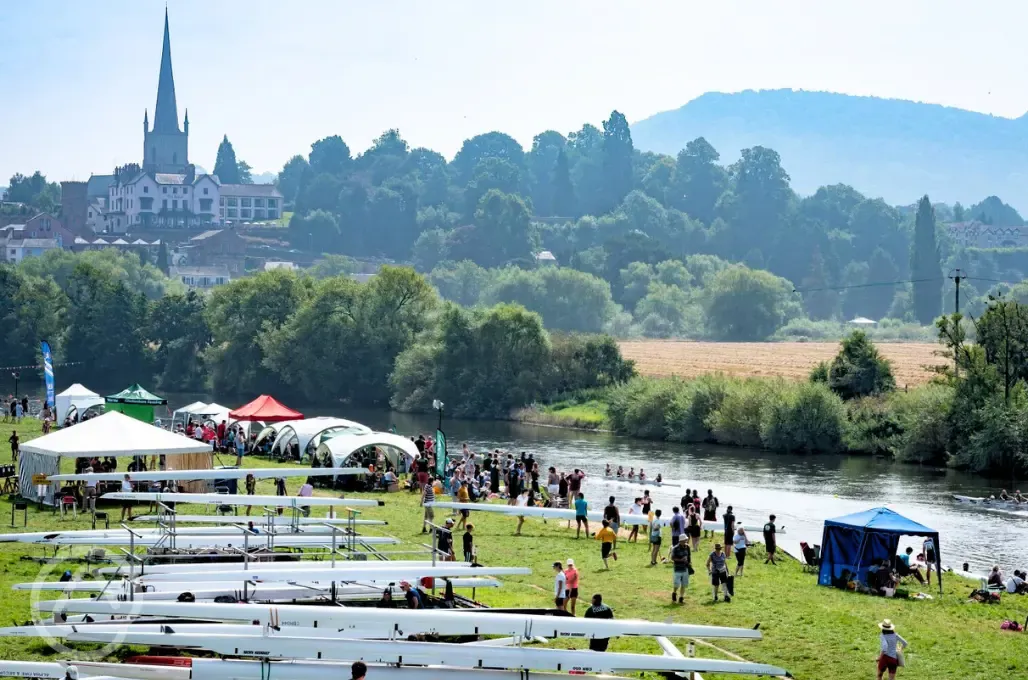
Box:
left=792, top=278, right=942, bottom=294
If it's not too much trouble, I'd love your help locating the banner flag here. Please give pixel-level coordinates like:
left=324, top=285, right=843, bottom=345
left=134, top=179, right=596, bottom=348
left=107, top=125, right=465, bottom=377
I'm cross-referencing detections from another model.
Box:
left=435, top=429, right=447, bottom=479
left=40, top=341, right=55, bottom=409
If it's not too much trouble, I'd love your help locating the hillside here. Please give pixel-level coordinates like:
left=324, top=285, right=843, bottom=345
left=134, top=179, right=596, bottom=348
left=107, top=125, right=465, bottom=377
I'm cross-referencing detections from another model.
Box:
left=631, top=89, right=1028, bottom=210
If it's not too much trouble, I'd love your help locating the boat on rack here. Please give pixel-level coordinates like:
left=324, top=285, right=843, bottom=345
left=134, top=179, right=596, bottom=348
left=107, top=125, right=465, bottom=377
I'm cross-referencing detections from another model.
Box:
left=131, top=563, right=530, bottom=584
left=129, top=514, right=386, bottom=526
left=59, top=630, right=792, bottom=676
left=101, top=491, right=383, bottom=508
left=426, top=502, right=670, bottom=527
left=47, top=468, right=368, bottom=484
left=34, top=600, right=764, bottom=640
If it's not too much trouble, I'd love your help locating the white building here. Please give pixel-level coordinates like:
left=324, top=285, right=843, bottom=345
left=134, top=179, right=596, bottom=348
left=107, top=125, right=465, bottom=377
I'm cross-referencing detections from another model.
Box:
left=169, top=265, right=231, bottom=290
left=4, top=238, right=61, bottom=263
left=220, top=184, right=283, bottom=223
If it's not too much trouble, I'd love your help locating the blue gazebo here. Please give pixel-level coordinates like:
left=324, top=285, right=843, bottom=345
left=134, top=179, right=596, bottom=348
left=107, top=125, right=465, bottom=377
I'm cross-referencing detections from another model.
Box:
left=818, top=507, right=942, bottom=592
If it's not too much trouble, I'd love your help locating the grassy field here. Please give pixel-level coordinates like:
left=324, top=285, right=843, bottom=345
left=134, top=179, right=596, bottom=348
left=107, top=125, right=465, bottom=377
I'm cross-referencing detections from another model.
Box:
left=620, top=340, right=943, bottom=388
left=513, top=400, right=609, bottom=429
left=0, top=423, right=1022, bottom=679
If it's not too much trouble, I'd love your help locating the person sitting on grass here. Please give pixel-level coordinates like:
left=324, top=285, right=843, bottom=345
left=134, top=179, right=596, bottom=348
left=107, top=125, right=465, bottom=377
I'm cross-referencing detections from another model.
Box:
left=595, top=519, right=618, bottom=569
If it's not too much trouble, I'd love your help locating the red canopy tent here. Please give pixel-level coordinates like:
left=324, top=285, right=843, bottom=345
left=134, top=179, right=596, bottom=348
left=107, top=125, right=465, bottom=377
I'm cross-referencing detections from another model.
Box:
left=229, top=395, right=304, bottom=422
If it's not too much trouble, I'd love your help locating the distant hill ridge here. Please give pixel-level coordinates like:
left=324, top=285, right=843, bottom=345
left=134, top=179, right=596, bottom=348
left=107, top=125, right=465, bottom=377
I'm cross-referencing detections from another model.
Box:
left=631, top=89, right=1028, bottom=210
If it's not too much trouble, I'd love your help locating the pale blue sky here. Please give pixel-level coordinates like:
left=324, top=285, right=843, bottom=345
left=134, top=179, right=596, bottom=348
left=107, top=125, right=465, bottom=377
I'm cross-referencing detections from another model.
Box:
left=3, top=0, right=1028, bottom=182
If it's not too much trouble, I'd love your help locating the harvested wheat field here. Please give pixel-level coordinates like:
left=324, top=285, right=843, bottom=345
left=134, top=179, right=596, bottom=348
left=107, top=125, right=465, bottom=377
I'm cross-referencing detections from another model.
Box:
left=619, top=340, right=943, bottom=387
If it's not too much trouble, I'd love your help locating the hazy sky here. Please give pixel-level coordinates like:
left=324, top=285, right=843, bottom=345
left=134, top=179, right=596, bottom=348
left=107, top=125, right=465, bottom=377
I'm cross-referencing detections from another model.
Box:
left=4, top=0, right=1028, bottom=182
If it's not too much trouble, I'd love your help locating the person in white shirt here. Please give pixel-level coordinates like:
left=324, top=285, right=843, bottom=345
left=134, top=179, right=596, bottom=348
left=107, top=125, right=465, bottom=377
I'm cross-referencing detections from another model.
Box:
left=552, top=562, right=567, bottom=609
left=627, top=497, right=643, bottom=543
left=876, top=619, right=908, bottom=680
left=733, top=525, right=750, bottom=577
left=82, top=467, right=97, bottom=512
left=297, top=481, right=314, bottom=517
left=1006, top=570, right=1027, bottom=594
left=119, top=475, right=133, bottom=521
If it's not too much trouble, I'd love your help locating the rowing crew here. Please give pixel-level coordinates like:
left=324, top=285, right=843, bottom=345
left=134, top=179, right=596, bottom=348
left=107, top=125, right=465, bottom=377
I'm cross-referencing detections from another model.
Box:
left=605, top=464, right=662, bottom=483
left=997, top=489, right=1027, bottom=503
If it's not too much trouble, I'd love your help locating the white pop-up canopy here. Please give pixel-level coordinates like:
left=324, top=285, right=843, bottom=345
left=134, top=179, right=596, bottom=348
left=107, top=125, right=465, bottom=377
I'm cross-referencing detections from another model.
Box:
left=54, top=383, right=103, bottom=424
left=19, top=411, right=213, bottom=504
left=316, top=431, right=419, bottom=471
left=271, top=417, right=371, bottom=459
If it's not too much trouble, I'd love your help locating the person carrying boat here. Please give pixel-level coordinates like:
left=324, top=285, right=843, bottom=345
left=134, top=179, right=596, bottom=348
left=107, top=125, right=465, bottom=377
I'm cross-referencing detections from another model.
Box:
left=583, top=593, right=614, bottom=651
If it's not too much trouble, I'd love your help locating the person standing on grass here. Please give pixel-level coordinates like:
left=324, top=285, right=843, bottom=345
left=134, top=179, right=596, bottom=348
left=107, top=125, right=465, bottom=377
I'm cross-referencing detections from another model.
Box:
left=456, top=481, right=470, bottom=528
left=648, top=509, right=664, bottom=565
left=574, top=493, right=589, bottom=538
left=8, top=430, right=18, bottom=462
left=706, top=543, right=731, bottom=603
left=244, top=473, right=256, bottom=516
left=627, top=497, right=643, bottom=543
left=763, top=514, right=778, bottom=565
left=436, top=517, right=455, bottom=561
left=922, top=536, right=936, bottom=586
left=733, top=525, right=750, bottom=577
left=553, top=562, right=567, bottom=610
left=421, top=476, right=436, bottom=533
left=119, top=474, right=133, bottom=521
left=723, top=505, right=736, bottom=555
left=702, top=489, right=719, bottom=538
left=688, top=508, right=702, bottom=551
left=671, top=534, right=692, bottom=603
left=603, top=496, right=621, bottom=550
left=583, top=594, right=614, bottom=651
left=463, top=523, right=476, bottom=563
left=596, top=519, right=617, bottom=569
left=670, top=506, right=685, bottom=547
left=564, top=558, right=580, bottom=614
left=876, top=619, right=908, bottom=680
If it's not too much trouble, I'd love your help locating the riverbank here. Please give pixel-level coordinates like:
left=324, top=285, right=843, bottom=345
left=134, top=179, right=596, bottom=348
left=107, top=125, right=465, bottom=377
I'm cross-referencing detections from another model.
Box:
left=0, top=458, right=1020, bottom=679
left=513, top=399, right=610, bottom=431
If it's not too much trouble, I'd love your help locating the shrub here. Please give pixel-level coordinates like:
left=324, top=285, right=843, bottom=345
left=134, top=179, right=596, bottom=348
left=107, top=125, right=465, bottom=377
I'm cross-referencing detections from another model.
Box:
left=705, top=378, right=780, bottom=448
left=760, top=382, right=846, bottom=454
left=665, top=374, right=731, bottom=443
left=845, top=396, right=902, bottom=456
left=827, top=331, right=896, bottom=400
left=891, top=385, right=953, bottom=465
left=607, top=377, right=689, bottom=440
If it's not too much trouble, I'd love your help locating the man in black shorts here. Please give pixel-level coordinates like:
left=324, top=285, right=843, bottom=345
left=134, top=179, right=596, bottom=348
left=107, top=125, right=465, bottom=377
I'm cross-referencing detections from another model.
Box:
left=722, top=505, right=736, bottom=555
left=553, top=562, right=567, bottom=609
left=763, top=514, right=778, bottom=565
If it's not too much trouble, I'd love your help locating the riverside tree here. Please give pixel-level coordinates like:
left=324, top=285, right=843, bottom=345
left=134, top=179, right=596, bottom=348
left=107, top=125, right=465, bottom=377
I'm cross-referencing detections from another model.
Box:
left=910, top=195, right=942, bottom=324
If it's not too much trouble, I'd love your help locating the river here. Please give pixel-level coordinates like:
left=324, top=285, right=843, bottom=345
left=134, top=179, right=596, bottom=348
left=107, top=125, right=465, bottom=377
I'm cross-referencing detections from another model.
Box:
left=170, top=398, right=1028, bottom=575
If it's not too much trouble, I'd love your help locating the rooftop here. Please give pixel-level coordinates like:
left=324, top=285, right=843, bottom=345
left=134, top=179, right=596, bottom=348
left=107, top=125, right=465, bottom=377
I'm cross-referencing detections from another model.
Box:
left=220, top=183, right=283, bottom=198
left=9, top=238, right=60, bottom=249
left=170, top=265, right=231, bottom=278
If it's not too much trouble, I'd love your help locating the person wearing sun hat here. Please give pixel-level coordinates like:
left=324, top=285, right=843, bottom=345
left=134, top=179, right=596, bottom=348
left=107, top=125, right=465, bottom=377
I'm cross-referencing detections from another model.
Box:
left=876, top=619, right=908, bottom=680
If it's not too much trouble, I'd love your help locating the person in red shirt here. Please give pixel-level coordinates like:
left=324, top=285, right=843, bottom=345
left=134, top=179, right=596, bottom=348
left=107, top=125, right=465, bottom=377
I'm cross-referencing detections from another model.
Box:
left=563, top=558, right=580, bottom=614
left=217, top=420, right=227, bottom=448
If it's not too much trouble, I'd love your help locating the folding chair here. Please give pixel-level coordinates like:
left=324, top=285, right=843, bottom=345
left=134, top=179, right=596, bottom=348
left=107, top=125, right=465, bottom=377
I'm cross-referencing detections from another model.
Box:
left=800, top=541, right=821, bottom=572
left=92, top=510, right=109, bottom=530
left=60, top=496, right=77, bottom=519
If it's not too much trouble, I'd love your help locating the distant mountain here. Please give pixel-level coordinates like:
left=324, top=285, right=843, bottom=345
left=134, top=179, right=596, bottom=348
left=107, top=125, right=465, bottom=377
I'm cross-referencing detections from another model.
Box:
left=631, top=90, right=1028, bottom=211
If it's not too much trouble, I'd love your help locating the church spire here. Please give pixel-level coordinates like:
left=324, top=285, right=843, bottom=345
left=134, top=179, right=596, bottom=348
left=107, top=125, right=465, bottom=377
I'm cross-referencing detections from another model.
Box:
left=152, top=7, right=180, bottom=133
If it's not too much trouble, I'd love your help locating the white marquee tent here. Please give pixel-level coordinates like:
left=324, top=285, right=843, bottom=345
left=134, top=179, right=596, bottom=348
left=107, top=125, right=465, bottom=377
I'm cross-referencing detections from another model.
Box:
left=315, top=431, right=419, bottom=471
left=271, top=417, right=372, bottom=459
left=54, top=384, right=104, bottom=424
left=19, top=411, right=213, bottom=504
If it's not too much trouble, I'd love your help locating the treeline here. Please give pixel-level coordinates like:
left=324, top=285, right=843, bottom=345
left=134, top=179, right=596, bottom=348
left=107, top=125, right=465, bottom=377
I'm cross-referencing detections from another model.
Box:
left=602, top=319, right=1028, bottom=479
left=0, top=250, right=634, bottom=413
left=264, top=116, right=1028, bottom=339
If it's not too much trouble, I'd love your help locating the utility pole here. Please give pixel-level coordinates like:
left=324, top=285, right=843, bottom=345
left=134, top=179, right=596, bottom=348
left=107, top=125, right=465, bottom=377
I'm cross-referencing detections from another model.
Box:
left=949, top=268, right=966, bottom=315
left=948, top=269, right=967, bottom=377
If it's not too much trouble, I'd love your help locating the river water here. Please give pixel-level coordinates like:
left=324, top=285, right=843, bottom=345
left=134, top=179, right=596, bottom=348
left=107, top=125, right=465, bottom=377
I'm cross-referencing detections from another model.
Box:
left=171, top=398, right=1027, bottom=575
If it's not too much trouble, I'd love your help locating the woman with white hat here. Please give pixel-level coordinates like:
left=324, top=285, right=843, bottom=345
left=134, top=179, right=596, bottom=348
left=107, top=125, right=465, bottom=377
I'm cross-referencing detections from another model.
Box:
left=876, top=619, right=908, bottom=680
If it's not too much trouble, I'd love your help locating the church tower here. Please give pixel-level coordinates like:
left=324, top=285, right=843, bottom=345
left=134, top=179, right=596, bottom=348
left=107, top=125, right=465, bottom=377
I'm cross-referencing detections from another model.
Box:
left=143, top=9, right=189, bottom=173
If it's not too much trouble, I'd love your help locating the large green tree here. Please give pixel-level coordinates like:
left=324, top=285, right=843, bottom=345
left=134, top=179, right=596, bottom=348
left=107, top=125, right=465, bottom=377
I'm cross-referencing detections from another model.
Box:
left=550, top=149, right=577, bottom=218
left=482, top=267, right=619, bottom=333
left=670, top=137, right=727, bottom=224
left=213, top=135, right=241, bottom=184
left=309, top=135, right=352, bottom=176
left=601, top=111, right=634, bottom=213
left=146, top=291, right=211, bottom=391
left=705, top=265, right=800, bottom=340
left=910, top=195, right=942, bottom=324
left=277, top=155, right=310, bottom=204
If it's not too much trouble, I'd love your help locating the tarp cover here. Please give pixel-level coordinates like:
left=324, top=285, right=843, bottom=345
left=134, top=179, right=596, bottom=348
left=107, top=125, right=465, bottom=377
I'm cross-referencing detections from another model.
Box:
left=229, top=395, right=303, bottom=422
left=105, top=384, right=167, bottom=405
left=272, top=417, right=371, bottom=458
left=317, top=431, right=419, bottom=470
left=817, top=506, right=941, bottom=591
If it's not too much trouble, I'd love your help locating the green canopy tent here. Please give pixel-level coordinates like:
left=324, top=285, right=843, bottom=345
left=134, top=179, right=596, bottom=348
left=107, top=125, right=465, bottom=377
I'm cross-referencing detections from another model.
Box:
left=105, top=384, right=167, bottom=424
